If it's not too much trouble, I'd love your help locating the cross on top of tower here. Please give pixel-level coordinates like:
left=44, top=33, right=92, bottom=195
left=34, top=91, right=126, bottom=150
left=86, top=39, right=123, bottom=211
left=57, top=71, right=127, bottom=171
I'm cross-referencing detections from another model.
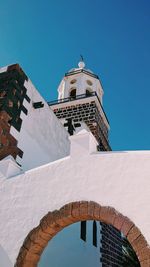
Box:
left=80, top=55, right=84, bottom=62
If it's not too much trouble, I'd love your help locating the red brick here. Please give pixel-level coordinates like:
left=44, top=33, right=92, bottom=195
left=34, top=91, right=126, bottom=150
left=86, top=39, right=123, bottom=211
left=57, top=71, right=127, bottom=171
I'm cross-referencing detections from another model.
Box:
left=138, top=246, right=150, bottom=262
left=71, top=202, right=80, bottom=219
left=93, top=203, right=101, bottom=220
left=127, top=225, right=141, bottom=244
left=141, top=259, right=150, bottom=267
left=113, top=212, right=125, bottom=230
left=100, top=206, right=117, bottom=225
left=79, top=201, right=88, bottom=220
left=120, top=217, right=134, bottom=236
left=132, top=235, right=148, bottom=253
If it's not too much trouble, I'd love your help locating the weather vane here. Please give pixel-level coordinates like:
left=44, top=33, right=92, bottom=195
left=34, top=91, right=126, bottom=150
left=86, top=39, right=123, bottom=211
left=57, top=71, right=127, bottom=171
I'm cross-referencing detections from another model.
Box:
left=80, top=55, right=84, bottom=62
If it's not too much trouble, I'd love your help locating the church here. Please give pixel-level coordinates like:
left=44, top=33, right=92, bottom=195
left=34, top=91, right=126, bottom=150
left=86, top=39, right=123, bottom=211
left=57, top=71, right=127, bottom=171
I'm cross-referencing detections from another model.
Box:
left=0, top=61, right=149, bottom=267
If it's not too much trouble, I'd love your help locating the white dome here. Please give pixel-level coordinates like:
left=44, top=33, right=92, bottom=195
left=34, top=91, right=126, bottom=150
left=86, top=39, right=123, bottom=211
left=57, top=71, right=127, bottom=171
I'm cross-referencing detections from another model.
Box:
left=78, top=61, right=85, bottom=68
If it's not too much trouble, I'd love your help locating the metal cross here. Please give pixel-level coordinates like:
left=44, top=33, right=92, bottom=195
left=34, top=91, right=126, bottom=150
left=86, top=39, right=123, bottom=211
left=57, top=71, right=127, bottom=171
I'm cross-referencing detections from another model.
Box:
left=64, top=118, right=81, bottom=135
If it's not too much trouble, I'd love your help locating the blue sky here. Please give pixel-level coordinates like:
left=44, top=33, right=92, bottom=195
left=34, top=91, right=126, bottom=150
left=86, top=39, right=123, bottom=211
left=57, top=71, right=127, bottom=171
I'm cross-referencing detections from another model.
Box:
left=1, top=0, right=150, bottom=150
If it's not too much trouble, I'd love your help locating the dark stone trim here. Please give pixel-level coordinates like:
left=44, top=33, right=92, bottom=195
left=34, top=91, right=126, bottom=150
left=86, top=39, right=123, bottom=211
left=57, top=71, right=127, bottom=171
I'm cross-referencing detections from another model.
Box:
left=0, top=63, right=30, bottom=132
left=65, top=69, right=99, bottom=79
left=0, top=111, right=23, bottom=160
left=0, top=63, right=31, bottom=161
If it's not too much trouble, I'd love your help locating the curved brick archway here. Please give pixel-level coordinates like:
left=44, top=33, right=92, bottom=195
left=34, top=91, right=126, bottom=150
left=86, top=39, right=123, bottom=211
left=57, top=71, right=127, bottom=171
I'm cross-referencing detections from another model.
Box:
left=15, top=201, right=150, bottom=267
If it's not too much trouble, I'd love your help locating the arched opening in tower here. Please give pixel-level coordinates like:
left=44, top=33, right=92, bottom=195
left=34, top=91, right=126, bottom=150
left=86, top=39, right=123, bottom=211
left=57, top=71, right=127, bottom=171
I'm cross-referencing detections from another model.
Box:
left=86, top=89, right=92, bottom=97
left=70, top=88, right=76, bottom=99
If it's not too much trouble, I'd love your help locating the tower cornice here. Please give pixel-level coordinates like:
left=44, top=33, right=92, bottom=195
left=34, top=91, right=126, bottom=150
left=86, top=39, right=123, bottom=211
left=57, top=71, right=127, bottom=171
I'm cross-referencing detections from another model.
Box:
left=65, top=68, right=99, bottom=80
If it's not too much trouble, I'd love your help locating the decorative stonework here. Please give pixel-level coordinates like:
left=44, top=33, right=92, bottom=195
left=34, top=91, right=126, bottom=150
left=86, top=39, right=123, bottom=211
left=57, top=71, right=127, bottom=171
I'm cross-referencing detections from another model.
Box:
left=53, top=100, right=111, bottom=151
left=0, top=111, right=23, bottom=160
left=0, top=64, right=30, bottom=161
left=15, top=201, right=150, bottom=267
left=0, top=64, right=30, bottom=131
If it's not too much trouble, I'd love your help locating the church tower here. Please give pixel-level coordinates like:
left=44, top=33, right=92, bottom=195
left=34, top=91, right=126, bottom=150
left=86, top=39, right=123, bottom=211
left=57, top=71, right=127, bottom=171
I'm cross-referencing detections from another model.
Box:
left=49, top=60, right=111, bottom=151
left=48, top=61, right=124, bottom=266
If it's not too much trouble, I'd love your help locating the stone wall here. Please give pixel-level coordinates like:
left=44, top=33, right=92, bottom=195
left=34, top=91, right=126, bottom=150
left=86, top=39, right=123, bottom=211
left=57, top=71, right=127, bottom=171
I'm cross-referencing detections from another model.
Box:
left=100, top=223, right=123, bottom=266
left=52, top=100, right=111, bottom=151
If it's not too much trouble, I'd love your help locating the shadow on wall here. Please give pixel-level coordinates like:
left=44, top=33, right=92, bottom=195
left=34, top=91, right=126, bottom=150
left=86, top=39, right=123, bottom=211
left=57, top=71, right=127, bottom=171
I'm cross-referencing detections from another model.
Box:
left=0, top=244, right=13, bottom=267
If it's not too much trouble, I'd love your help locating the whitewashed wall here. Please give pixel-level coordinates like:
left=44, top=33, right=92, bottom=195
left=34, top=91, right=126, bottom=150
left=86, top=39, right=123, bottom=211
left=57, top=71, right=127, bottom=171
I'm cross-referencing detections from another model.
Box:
left=0, top=131, right=150, bottom=265
left=0, top=245, right=13, bottom=267
left=10, top=79, right=70, bottom=171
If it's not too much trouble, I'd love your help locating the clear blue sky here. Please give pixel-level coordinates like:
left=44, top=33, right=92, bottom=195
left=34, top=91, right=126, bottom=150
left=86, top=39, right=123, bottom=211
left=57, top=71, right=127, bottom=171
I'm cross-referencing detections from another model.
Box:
left=1, top=0, right=150, bottom=150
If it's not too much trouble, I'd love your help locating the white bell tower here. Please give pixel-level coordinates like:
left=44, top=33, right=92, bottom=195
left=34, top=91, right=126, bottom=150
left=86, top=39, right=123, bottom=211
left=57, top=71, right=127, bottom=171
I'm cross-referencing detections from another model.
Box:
left=49, top=60, right=111, bottom=151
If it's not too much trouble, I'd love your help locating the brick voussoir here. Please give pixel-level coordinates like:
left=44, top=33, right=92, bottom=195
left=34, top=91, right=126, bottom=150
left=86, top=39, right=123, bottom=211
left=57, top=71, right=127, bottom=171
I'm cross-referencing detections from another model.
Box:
left=40, top=212, right=58, bottom=235
left=16, top=245, right=29, bottom=260
left=21, top=262, right=38, bottom=267
left=24, top=237, right=44, bottom=255
left=105, top=207, right=117, bottom=225
left=87, top=201, right=97, bottom=219
left=127, top=225, right=142, bottom=244
left=23, top=233, right=41, bottom=253
left=100, top=206, right=117, bottom=225
left=140, top=258, right=150, bottom=267
left=132, top=234, right=148, bottom=253
left=59, top=204, right=75, bottom=225
left=71, top=202, right=80, bottom=219
left=138, top=246, right=150, bottom=262
left=28, top=225, right=50, bottom=246
left=79, top=201, right=89, bottom=220
left=93, top=202, right=101, bottom=220
left=22, top=251, right=40, bottom=265
left=62, top=202, right=77, bottom=223
left=120, top=217, right=134, bottom=236
left=113, top=212, right=126, bottom=230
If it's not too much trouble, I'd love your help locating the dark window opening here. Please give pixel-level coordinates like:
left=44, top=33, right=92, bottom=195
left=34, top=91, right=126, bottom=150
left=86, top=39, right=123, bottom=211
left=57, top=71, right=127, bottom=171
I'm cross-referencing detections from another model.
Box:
left=86, top=89, right=92, bottom=96
left=70, top=89, right=76, bottom=99
left=93, top=220, right=97, bottom=247
left=80, top=221, right=86, bottom=242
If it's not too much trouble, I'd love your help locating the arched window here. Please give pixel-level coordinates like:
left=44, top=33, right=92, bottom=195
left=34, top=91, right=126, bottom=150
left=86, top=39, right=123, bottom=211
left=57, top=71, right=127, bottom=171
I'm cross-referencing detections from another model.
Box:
left=86, top=89, right=92, bottom=97
left=70, top=88, right=76, bottom=99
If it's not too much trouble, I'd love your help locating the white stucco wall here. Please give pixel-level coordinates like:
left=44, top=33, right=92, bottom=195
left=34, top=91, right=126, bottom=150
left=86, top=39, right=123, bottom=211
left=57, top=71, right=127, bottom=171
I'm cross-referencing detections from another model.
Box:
left=10, top=79, right=70, bottom=171
left=0, top=131, right=150, bottom=265
left=0, top=245, right=13, bottom=267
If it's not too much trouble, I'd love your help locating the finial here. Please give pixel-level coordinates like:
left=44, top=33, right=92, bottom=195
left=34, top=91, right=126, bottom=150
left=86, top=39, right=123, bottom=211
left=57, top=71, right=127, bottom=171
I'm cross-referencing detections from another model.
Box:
left=80, top=55, right=84, bottom=62
left=78, top=55, right=85, bottom=69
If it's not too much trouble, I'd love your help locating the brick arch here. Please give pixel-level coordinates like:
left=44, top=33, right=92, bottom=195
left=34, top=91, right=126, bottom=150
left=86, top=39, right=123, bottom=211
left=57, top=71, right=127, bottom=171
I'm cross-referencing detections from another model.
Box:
left=15, top=201, right=150, bottom=267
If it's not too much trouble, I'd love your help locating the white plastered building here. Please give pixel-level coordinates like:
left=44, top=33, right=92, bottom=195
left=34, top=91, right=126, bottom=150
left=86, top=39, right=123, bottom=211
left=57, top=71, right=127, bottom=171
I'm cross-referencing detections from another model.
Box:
left=0, top=62, right=150, bottom=267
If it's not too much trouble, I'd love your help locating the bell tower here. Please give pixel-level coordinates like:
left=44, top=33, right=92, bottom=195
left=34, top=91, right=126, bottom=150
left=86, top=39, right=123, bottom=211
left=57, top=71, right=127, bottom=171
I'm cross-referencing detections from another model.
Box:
left=49, top=60, right=111, bottom=151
